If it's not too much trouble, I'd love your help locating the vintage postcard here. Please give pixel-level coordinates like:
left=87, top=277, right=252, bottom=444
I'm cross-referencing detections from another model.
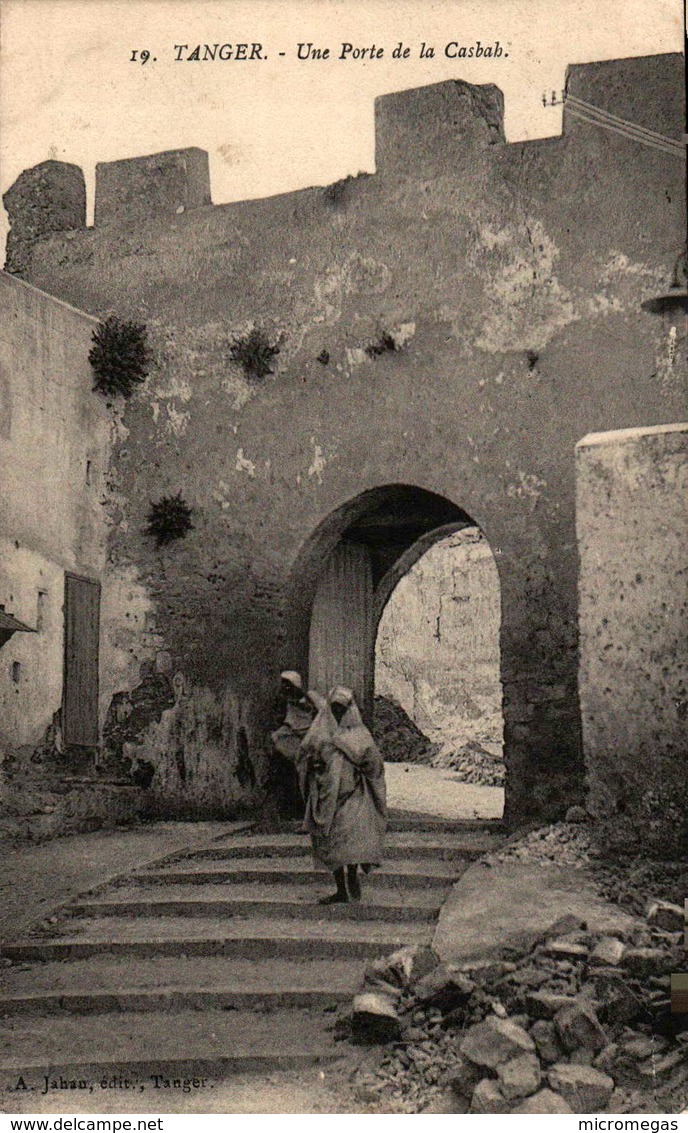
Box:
left=0, top=0, right=685, bottom=1119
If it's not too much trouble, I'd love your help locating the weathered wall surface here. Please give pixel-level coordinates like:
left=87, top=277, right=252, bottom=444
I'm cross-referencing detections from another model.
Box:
left=3, top=53, right=684, bottom=826
left=0, top=274, right=111, bottom=752
left=376, top=528, right=503, bottom=753
left=576, top=424, right=688, bottom=856
left=0, top=274, right=259, bottom=817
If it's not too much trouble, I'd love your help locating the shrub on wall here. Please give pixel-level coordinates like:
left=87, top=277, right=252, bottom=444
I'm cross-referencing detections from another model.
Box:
left=145, top=493, right=194, bottom=547
left=229, top=328, right=280, bottom=383
left=89, top=316, right=152, bottom=398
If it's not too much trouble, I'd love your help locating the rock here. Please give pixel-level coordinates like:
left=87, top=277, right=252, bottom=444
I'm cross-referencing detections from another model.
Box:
left=531, top=1019, right=565, bottom=1064
left=638, top=1050, right=685, bottom=1078
left=363, top=975, right=404, bottom=999
left=497, top=1053, right=542, bottom=1100
left=501, top=931, right=544, bottom=958
left=621, top=1035, right=659, bottom=1060
left=459, top=959, right=514, bottom=982
left=548, top=1063, right=615, bottom=1111
left=414, top=964, right=475, bottom=1012
left=365, top=944, right=439, bottom=991
left=447, top=1055, right=483, bottom=1099
left=611, top=1035, right=674, bottom=1086
left=512, top=1088, right=574, bottom=1113
left=405, top=944, right=441, bottom=984
left=547, top=915, right=588, bottom=937
left=565, top=806, right=589, bottom=823
left=594, top=1044, right=619, bottom=1073
left=441, top=1006, right=471, bottom=1030
left=569, top=1048, right=594, bottom=1066
left=351, top=993, right=401, bottom=1043
left=422, top=1089, right=467, bottom=1113
left=555, top=1000, right=608, bottom=1053
left=589, top=937, right=626, bottom=967
left=508, top=966, right=551, bottom=989
left=470, top=1078, right=511, bottom=1114
left=646, top=900, right=684, bottom=933
left=526, top=990, right=579, bottom=1019
left=587, top=969, right=642, bottom=1027
left=622, top=947, right=673, bottom=979
left=544, top=939, right=590, bottom=960
left=460, top=1016, right=535, bottom=1070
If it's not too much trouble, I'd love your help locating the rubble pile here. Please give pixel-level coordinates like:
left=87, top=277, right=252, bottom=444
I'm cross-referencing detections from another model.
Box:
left=486, top=819, right=594, bottom=870
left=485, top=820, right=685, bottom=919
left=431, top=739, right=505, bottom=787
left=593, top=857, right=688, bottom=919
left=350, top=907, right=687, bottom=1114
left=370, top=696, right=505, bottom=786
left=371, top=697, right=438, bottom=765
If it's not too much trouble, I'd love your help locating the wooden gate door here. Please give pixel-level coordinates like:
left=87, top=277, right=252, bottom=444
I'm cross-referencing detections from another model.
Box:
left=308, top=541, right=374, bottom=720
left=62, top=573, right=101, bottom=747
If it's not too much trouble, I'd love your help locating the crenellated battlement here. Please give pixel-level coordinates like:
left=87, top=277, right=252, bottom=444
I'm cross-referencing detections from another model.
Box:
left=2, top=52, right=682, bottom=269
left=2, top=161, right=86, bottom=275
left=374, top=80, right=506, bottom=175
left=94, top=147, right=212, bottom=227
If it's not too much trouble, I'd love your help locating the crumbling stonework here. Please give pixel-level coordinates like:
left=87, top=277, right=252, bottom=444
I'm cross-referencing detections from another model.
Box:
left=2, top=52, right=684, bottom=826
left=119, top=673, right=260, bottom=818
left=576, top=424, right=688, bottom=856
left=3, top=161, right=86, bottom=276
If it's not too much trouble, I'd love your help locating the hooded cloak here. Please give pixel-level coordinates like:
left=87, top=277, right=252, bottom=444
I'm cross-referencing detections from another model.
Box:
left=300, top=686, right=387, bottom=871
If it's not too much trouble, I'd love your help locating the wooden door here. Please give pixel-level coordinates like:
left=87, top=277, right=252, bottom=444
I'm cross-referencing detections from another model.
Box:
left=308, top=541, right=374, bottom=720
left=62, top=573, right=101, bottom=747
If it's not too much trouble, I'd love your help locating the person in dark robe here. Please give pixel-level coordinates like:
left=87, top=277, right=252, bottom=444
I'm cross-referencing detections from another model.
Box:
left=300, top=686, right=387, bottom=904
left=269, top=671, right=315, bottom=816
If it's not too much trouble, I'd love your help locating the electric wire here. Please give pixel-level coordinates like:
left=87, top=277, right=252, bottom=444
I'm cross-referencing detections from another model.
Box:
left=563, top=94, right=684, bottom=157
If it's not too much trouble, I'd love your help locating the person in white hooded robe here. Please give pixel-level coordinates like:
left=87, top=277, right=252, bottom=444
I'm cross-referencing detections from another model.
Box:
left=299, top=686, right=386, bottom=903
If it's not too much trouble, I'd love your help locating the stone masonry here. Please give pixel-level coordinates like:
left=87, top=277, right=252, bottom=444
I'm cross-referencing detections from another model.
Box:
left=576, top=424, right=688, bottom=855
left=2, top=53, right=684, bottom=827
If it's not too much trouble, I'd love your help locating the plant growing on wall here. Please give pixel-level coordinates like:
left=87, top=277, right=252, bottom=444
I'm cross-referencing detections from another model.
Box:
left=89, top=316, right=152, bottom=398
left=228, top=328, right=280, bottom=383
left=145, top=493, right=194, bottom=547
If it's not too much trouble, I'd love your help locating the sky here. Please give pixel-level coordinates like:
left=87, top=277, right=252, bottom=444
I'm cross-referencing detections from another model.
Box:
left=0, top=0, right=683, bottom=242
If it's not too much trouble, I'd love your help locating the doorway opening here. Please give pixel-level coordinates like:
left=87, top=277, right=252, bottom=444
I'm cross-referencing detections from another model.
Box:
left=374, top=526, right=504, bottom=819
left=288, top=485, right=504, bottom=820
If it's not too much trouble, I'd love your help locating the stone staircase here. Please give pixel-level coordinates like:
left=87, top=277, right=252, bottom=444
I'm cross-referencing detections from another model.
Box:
left=0, top=815, right=503, bottom=1084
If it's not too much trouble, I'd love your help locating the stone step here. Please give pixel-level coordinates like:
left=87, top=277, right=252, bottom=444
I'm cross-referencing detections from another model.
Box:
left=0, top=956, right=365, bottom=1016
left=0, top=1008, right=344, bottom=1080
left=4, top=914, right=431, bottom=962
left=69, top=882, right=442, bottom=923
left=135, top=857, right=460, bottom=888
left=0, top=984, right=354, bottom=1017
left=386, top=811, right=503, bottom=834
left=198, top=830, right=501, bottom=860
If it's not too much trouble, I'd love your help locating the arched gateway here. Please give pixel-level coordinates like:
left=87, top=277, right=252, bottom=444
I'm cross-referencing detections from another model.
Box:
left=286, top=484, right=498, bottom=722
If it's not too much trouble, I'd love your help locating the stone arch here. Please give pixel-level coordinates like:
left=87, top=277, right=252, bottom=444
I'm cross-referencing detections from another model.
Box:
left=286, top=484, right=500, bottom=722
